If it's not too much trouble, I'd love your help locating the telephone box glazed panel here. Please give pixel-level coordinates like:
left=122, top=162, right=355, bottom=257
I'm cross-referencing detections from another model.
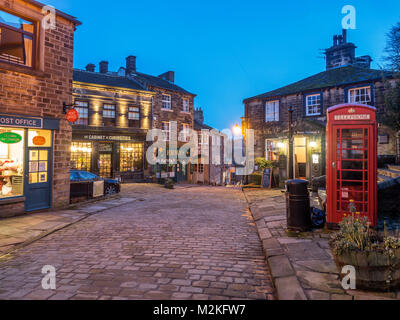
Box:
left=326, top=104, right=377, bottom=228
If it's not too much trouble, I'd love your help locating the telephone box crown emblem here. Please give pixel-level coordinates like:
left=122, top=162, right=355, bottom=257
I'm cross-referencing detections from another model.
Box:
left=348, top=108, right=356, bottom=114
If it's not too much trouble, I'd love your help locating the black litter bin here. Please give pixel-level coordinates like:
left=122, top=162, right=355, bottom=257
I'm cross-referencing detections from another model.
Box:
left=286, top=179, right=311, bottom=232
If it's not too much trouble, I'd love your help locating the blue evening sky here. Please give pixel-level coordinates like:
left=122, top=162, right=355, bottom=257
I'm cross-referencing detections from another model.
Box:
left=46, top=0, right=400, bottom=130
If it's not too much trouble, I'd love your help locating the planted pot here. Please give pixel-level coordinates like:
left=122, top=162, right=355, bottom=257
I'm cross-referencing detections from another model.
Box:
left=332, top=248, right=400, bottom=292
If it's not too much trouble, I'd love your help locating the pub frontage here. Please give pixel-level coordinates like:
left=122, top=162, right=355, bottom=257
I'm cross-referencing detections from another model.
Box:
left=71, top=129, right=145, bottom=181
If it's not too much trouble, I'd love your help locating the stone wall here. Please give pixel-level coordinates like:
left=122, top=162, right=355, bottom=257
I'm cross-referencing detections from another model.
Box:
left=0, top=0, right=78, bottom=210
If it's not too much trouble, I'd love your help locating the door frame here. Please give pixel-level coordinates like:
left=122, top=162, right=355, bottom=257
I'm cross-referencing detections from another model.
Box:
left=24, top=131, right=53, bottom=212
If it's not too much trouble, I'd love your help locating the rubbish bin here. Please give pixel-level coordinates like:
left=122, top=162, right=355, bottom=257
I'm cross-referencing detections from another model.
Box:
left=286, top=179, right=311, bottom=232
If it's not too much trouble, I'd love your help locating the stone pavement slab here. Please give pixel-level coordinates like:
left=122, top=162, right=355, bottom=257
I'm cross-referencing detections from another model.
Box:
left=243, top=187, right=400, bottom=300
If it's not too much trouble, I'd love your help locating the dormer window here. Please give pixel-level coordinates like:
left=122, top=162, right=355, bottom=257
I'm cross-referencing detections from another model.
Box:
left=305, top=94, right=321, bottom=116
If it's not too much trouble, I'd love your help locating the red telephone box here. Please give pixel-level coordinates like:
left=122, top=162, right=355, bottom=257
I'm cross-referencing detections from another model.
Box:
left=326, top=104, right=377, bottom=227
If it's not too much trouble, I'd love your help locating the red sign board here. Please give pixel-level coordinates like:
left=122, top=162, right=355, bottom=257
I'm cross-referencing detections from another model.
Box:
left=66, top=109, right=79, bottom=123
left=33, top=136, right=46, bottom=146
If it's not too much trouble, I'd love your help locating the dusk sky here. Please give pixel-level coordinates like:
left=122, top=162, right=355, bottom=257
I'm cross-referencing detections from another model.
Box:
left=47, top=0, right=400, bottom=130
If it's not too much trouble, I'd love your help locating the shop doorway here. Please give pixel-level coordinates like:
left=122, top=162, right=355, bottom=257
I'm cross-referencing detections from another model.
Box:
left=176, top=162, right=187, bottom=182
left=294, top=137, right=307, bottom=179
left=98, top=143, right=113, bottom=178
left=25, top=148, right=51, bottom=211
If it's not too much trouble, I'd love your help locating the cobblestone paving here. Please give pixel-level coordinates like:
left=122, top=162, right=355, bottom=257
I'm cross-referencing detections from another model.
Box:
left=0, top=185, right=274, bottom=300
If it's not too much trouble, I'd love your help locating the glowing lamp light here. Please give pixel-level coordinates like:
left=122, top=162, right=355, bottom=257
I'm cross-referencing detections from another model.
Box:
left=277, top=142, right=285, bottom=149
left=309, top=141, right=318, bottom=148
left=233, top=124, right=242, bottom=136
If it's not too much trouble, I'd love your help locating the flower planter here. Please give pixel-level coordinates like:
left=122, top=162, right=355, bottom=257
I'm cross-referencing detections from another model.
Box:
left=332, top=248, right=400, bottom=292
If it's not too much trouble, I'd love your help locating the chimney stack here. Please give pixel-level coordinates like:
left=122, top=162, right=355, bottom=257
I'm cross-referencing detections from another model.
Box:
left=158, top=71, right=175, bottom=83
left=86, top=63, right=95, bottom=72
left=99, top=61, right=109, bottom=74
left=194, top=107, right=204, bottom=124
left=126, top=56, right=137, bottom=74
left=342, top=29, right=347, bottom=43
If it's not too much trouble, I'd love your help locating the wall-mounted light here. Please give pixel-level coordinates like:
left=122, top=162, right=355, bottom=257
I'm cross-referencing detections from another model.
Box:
left=309, top=141, right=317, bottom=148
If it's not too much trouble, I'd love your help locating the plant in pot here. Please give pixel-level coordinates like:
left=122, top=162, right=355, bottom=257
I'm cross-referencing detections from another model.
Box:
left=330, top=200, right=400, bottom=291
left=164, top=178, right=175, bottom=189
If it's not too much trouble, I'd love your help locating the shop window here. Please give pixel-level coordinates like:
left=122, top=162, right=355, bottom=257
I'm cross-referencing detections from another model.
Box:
left=70, top=142, right=92, bottom=171
left=0, top=128, right=24, bottom=199
left=0, top=10, right=35, bottom=68
left=120, top=143, right=144, bottom=172
left=74, top=101, right=89, bottom=125
left=28, top=130, right=52, bottom=147
left=265, top=140, right=278, bottom=161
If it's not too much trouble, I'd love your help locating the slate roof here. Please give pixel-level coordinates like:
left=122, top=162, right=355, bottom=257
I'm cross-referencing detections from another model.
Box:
left=73, top=70, right=148, bottom=91
left=194, top=119, right=214, bottom=131
left=244, top=66, right=392, bottom=103
left=133, top=72, right=196, bottom=96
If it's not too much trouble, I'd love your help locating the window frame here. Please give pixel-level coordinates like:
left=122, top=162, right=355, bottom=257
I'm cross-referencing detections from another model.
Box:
left=102, top=103, right=116, bottom=119
left=180, top=123, right=190, bottom=142
left=348, top=86, right=372, bottom=105
left=161, top=94, right=172, bottom=110
left=73, top=101, right=89, bottom=125
left=0, top=9, right=37, bottom=69
left=265, top=100, right=280, bottom=122
left=182, top=98, right=190, bottom=113
left=128, top=106, right=140, bottom=121
left=162, top=121, right=170, bottom=142
left=305, top=93, right=322, bottom=117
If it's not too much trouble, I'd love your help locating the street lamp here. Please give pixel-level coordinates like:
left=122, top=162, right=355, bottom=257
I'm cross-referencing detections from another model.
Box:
left=233, top=124, right=242, bottom=136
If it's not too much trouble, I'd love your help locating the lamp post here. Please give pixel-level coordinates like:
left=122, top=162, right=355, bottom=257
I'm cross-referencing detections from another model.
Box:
left=288, top=105, right=294, bottom=180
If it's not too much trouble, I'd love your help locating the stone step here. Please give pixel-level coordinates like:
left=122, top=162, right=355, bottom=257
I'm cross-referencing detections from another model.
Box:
left=387, top=165, right=400, bottom=172
left=378, top=168, right=400, bottom=179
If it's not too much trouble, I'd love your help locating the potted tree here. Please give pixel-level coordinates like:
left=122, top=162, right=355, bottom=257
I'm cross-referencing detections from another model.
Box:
left=330, top=201, right=400, bottom=291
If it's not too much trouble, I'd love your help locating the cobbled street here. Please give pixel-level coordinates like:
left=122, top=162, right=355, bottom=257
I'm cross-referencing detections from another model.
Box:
left=0, top=185, right=274, bottom=300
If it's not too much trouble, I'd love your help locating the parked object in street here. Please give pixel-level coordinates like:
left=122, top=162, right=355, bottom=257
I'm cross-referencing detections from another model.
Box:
left=70, top=170, right=120, bottom=201
left=286, top=179, right=312, bottom=232
left=164, top=178, right=175, bottom=189
left=310, top=207, right=326, bottom=229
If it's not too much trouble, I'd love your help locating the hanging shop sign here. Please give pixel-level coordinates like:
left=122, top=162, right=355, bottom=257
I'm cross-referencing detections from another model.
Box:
left=0, top=132, right=22, bottom=144
left=33, top=136, right=46, bottom=146
left=66, top=109, right=79, bottom=123
left=0, top=114, right=42, bottom=128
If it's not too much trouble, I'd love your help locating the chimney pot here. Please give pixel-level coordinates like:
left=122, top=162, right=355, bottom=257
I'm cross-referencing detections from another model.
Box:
left=194, top=107, right=204, bottom=124
left=86, top=63, right=95, bottom=72
left=99, top=61, right=109, bottom=74
left=126, top=56, right=137, bottom=74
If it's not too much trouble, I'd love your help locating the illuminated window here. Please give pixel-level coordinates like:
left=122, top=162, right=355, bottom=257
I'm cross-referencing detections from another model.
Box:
left=103, top=104, right=116, bottom=118
left=162, top=94, right=171, bottom=110
left=74, top=101, right=89, bottom=125
left=0, top=127, right=24, bottom=199
left=0, top=10, right=35, bottom=68
left=128, top=106, right=140, bottom=120
left=70, top=142, right=92, bottom=171
left=265, top=140, right=278, bottom=161
left=305, top=94, right=321, bottom=116
left=120, top=143, right=143, bottom=172
left=348, top=87, right=371, bottom=104
left=266, top=101, right=279, bottom=122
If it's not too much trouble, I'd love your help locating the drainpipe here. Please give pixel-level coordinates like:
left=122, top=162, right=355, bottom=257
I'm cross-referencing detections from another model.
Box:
left=288, top=105, right=294, bottom=180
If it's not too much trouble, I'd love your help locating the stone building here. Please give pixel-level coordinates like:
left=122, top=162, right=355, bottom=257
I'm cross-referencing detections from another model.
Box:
left=243, top=30, right=396, bottom=182
left=0, top=0, right=80, bottom=217
left=188, top=108, right=225, bottom=185
left=72, top=56, right=196, bottom=182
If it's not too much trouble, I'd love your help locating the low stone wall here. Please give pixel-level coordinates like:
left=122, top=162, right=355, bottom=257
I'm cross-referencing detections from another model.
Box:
left=0, top=200, right=25, bottom=219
